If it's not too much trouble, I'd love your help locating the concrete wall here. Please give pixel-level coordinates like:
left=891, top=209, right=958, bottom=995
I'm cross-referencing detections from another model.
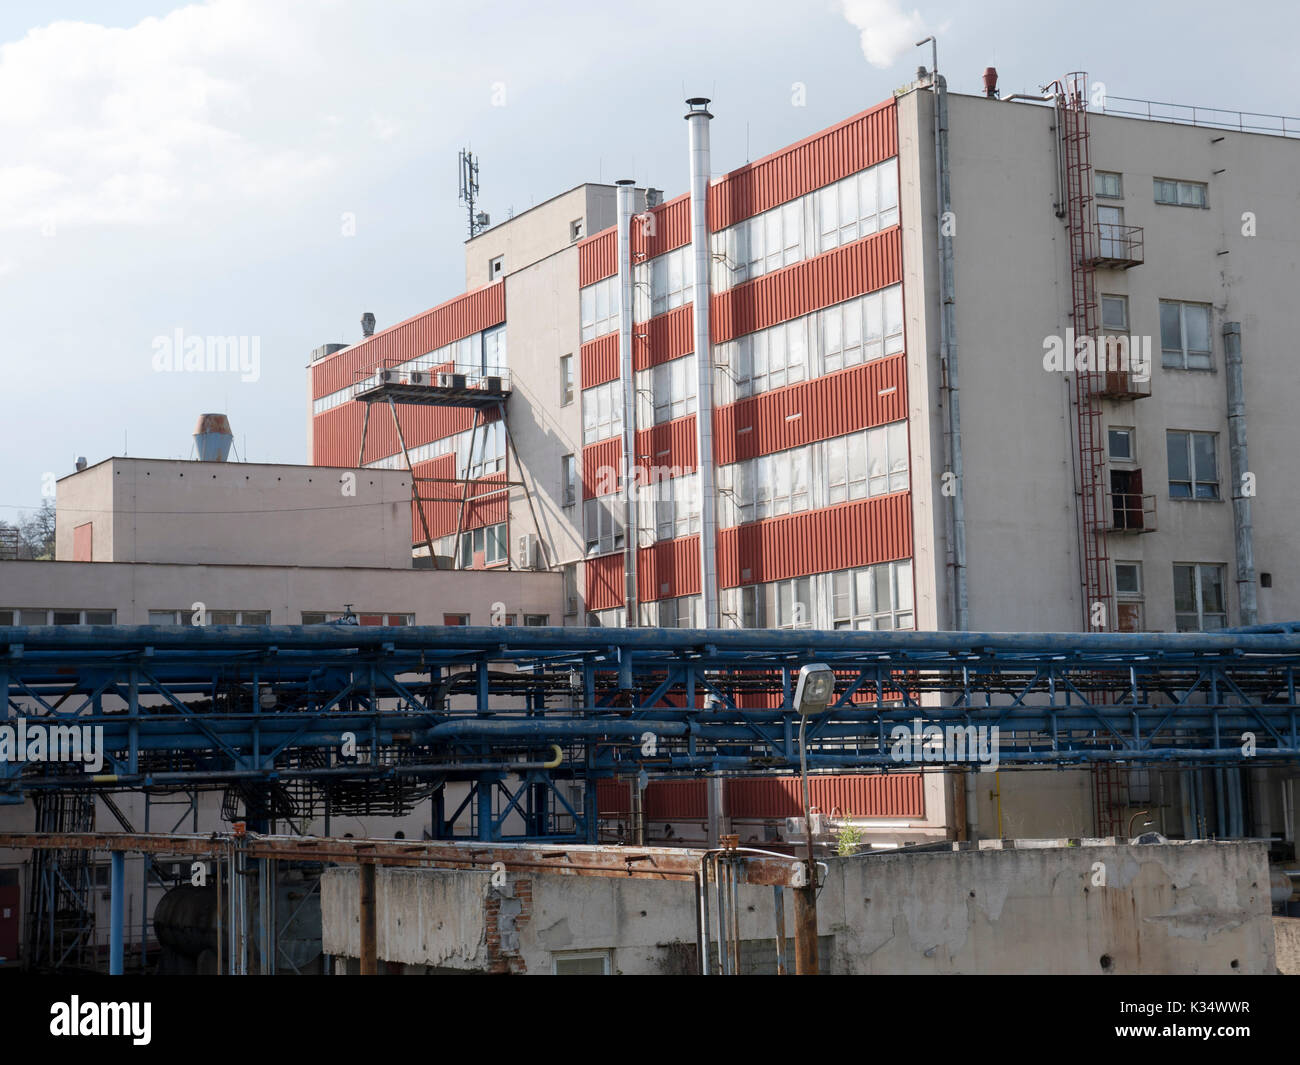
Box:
left=900, top=88, right=1300, bottom=632
left=0, top=558, right=561, bottom=625
left=55, top=458, right=415, bottom=570
left=321, top=839, right=1276, bottom=974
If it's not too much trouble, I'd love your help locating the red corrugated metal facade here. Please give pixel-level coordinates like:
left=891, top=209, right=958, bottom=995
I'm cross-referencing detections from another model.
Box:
left=597, top=772, right=923, bottom=819
left=585, top=552, right=624, bottom=612
left=638, top=536, right=701, bottom=601
left=718, top=492, right=912, bottom=588
left=310, top=285, right=505, bottom=400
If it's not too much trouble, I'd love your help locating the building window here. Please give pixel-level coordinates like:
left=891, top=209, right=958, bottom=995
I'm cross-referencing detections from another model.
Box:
left=489, top=255, right=504, bottom=280
left=1115, top=561, right=1144, bottom=632
left=583, top=495, right=625, bottom=555
left=1096, top=171, right=1123, bottom=199
left=1154, top=178, right=1208, bottom=208
left=1100, top=295, right=1128, bottom=332
left=149, top=609, right=261, bottom=626
left=1159, top=300, right=1211, bottom=370
left=560, top=355, right=574, bottom=406
left=524, top=614, right=549, bottom=626
left=638, top=354, right=697, bottom=426
left=831, top=560, right=914, bottom=630
left=460, top=523, right=508, bottom=568
left=443, top=613, right=470, bottom=626
left=1166, top=430, right=1219, bottom=500
left=1174, top=563, right=1226, bottom=631
left=561, top=453, right=577, bottom=507
left=814, top=157, right=899, bottom=254
left=1108, top=427, right=1134, bottom=462
left=570, top=219, right=583, bottom=242
left=580, top=276, right=619, bottom=342
left=581, top=379, right=623, bottom=444
left=563, top=564, right=579, bottom=618
left=653, top=595, right=699, bottom=629
left=482, top=324, right=507, bottom=375
left=586, top=607, right=626, bottom=628
left=634, top=245, right=694, bottom=320
left=640, top=472, right=700, bottom=544
left=458, top=419, right=507, bottom=479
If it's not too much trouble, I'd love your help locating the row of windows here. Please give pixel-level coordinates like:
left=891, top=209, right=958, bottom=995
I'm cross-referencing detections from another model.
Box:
left=1113, top=561, right=1226, bottom=632
left=716, top=422, right=908, bottom=526
left=720, top=560, right=914, bottom=630
left=1095, top=171, right=1208, bottom=209
left=1099, top=295, right=1213, bottom=372
left=580, top=275, right=620, bottom=343
left=0, top=608, right=116, bottom=625
left=1107, top=426, right=1220, bottom=500
left=581, top=379, right=625, bottom=444
left=393, top=324, right=508, bottom=379
left=637, top=353, right=698, bottom=426
left=633, top=245, right=694, bottom=321
left=367, top=419, right=504, bottom=476
left=711, top=157, right=899, bottom=292
left=714, top=286, right=904, bottom=402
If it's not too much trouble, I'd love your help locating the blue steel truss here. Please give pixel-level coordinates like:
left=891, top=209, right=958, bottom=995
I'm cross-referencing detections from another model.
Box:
left=3, top=624, right=1300, bottom=839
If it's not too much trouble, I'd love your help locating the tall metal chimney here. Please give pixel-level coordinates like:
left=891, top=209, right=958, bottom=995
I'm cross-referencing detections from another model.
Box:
left=194, top=414, right=233, bottom=462
left=361, top=312, right=376, bottom=337
left=616, top=179, right=639, bottom=626
left=685, top=98, right=719, bottom=630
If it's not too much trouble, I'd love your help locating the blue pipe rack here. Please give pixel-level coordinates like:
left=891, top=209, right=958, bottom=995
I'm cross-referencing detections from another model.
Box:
left=4, top=623, right=1300, bottom=841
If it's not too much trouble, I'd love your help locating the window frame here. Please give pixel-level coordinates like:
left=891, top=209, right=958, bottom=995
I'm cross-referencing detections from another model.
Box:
left=1159, top=300, right=1213, bottom=371
left=1166, top=430, right=1219, bottom=500
left=1173, top=563, right=1227, bottom=631
left=1154, top=178, right=1208, bottom=208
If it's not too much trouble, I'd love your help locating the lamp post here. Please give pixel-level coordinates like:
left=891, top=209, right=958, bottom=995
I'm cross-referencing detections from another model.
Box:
left=792, top=663, right=835, bottom=975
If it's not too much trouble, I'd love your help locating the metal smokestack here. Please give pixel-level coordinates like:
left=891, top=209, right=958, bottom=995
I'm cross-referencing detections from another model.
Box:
left=685, top=98, right=719, bottom=630
left=194, top=414, right=233, bottom=462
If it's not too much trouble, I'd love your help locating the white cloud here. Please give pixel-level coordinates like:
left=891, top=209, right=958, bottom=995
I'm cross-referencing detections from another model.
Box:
left=838, top=0, right=931, bottom=70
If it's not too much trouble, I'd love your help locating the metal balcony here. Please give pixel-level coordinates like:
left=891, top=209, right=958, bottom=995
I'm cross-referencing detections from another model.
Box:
left=1089, top=224, right=1144, bottom=268
left=1094, top=365, right=1153, bottom=400
left=1109, top=492, right=1156, bottom=534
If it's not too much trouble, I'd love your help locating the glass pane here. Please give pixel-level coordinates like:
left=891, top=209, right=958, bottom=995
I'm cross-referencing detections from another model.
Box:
left=52, top=610, right=81, bottom=625
left=832, top=571, right=850, bottom=619
left=1173, top=566, right=1197, bottom=613
left=895, top=560, right=913, bottom=611
left=1115, top=564, right=1140, bottom=595
left=83, top=610, right=113, bottom=625
left=1192, top=433, right=1217, bottom=484
left=1159, top=302, right=1182, bottom=354
left=1108, top=429, right=1132, bottom=460
left=1200, top=566, right=1225, bottom=613
left=1184, top=305, right=1210, bottom=354
left=855, top=569, right=873, bottom=614
left=241, top=611, right=270, bottom=625
left=148, top=610, right=177, bottom=625
left=874, top=564, right=892, bottom=613
left=860, top=169, right=878, bottom=227
left=1166, top=432, right=1189, bottom=482
left=1101, top=296, right=1127, bottom=332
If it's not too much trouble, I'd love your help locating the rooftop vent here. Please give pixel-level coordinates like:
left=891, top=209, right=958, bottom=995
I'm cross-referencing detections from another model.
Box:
left=194, top=414, right=233, bottom=462
left=361, top=312, right=376, bottom=337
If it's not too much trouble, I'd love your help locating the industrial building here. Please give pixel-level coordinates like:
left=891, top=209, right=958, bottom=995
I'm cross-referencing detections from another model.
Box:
left=305, top=71, right=1300, bottom=845
left=4, top=65, right=1300, bottom=977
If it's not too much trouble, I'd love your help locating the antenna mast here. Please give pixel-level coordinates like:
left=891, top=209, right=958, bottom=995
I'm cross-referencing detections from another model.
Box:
left=458, top=149, right=489, bottom=239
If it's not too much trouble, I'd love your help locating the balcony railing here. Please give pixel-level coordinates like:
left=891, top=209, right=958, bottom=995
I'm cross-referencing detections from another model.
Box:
left=1089, top=224, right=1144, bottom=268
left=1109, top=492, right=1156, bottom=534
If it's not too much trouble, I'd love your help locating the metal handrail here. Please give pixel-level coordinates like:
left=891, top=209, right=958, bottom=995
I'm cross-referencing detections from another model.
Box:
left=1100, top=95, right=1300, bottom=138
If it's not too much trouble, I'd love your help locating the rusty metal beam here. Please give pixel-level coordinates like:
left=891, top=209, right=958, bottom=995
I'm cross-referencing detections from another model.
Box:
left=0, top=832, right=806, bottom=887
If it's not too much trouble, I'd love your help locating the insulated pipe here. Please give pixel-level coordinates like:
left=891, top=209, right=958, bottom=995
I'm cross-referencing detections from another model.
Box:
left=685, top=98, right=719, bottom=628
left=1224, top=322, right=1258, bottom=625
left=617, top=179, right=639, bottom=625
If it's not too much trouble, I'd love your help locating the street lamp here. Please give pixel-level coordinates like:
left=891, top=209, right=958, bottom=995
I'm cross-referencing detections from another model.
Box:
left=792, top=663, right=834, bottom=975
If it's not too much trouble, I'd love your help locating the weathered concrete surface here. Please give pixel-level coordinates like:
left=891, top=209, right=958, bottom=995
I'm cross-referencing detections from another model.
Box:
left=321, top=840, right=1275, bottom=974
left=1274, top=917, right=1300, bottom=975
left=322, top=866, right=491, bottom=970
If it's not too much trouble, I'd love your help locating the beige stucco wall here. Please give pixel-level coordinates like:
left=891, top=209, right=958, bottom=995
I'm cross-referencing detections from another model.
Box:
left=55, top=458, right=416, bottom=571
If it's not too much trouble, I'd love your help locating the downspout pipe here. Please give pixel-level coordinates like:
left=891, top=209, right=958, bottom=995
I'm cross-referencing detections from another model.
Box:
left=930, top=68, right=967, bottom=632
left=685, top=98, right=719, bottom=629
left=617, top=179, right=639, bottom=625
left=1224, top=322, right=1257, bottom=626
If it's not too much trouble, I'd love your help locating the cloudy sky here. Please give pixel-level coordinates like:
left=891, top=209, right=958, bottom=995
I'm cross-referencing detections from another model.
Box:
left=1, top=0, right=1294, bottom=518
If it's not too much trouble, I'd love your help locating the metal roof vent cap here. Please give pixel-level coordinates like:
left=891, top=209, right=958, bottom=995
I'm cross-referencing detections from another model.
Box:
left=194, top=414, right=233, bottom=462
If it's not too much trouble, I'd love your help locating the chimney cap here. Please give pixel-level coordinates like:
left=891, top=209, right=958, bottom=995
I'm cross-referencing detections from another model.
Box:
left=684, top=97, right=713, bottom=119
left=360, top=311, right=376, bottom=337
